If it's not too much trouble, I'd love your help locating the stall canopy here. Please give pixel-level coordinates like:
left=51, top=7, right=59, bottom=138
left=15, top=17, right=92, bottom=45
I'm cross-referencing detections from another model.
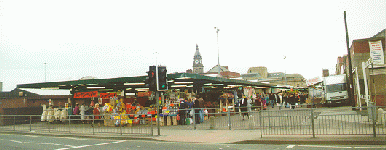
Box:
left=17, top=73, right=272, bottom=92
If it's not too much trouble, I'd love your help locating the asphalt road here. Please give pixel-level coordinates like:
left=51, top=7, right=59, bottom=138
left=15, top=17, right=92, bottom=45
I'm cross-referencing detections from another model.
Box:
left=1, top=133, right=385, bottom=150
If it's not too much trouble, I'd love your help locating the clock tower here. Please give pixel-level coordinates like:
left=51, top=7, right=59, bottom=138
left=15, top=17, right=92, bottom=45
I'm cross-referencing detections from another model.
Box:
left=193, top=44, right=204, bottom=74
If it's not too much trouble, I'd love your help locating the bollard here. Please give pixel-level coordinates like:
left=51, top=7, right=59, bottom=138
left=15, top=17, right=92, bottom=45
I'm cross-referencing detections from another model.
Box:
left=30, top=116, right=32, bottom=132
left=311, top=109, right=315, bottom=138
left=228, top=109, right=231, bottom=130
left=209, top=116, right=215, bottom=129
left=193, top=109, right=196, bottom=130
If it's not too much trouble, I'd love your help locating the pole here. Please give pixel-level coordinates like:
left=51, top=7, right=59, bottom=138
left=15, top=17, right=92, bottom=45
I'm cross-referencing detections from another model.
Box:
left=215, top=27, right=221, bottom=76
left=156, top=91, right=160, bottom=135
left=44, top=63, right=47, bottom=82
left=344, top=11, right=355, bottom=109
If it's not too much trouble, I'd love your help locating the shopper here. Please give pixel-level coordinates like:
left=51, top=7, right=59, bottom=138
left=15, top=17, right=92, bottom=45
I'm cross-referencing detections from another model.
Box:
left=240, top=98, right=249, bottom=120
left=193, top=99, right=200, bottom=124
left=269, top=93, right=275, bottom=108
left=80, top=103, right=86, bottom=123
left=179, top=100, right=187, bottom=125
left=289, top=94, right=296, bottom=109
left=93, top=103, right=101, bottom=127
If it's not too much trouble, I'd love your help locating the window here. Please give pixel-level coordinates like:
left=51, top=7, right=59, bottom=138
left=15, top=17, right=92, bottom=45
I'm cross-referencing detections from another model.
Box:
left=326, top=83, right=347, bottom=93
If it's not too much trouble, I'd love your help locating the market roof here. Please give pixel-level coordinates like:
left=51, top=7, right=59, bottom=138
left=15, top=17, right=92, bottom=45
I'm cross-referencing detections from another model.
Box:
left=17, top=73, right=272, bottom=92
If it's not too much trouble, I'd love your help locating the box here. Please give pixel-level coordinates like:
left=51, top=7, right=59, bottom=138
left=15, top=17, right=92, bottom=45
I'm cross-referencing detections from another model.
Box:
left=104, top=119, right=114, bottom=127
left=172, top=116, right=177, bottom=125
left=166, top=116, right=171, bottom=126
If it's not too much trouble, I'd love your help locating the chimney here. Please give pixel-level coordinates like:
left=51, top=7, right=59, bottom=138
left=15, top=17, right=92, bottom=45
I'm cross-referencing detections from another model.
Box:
left=322, top=69, right=329, bottom=77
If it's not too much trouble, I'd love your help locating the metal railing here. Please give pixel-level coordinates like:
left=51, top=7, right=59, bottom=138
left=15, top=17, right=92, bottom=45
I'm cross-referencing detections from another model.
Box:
left=0, top=106, right=385, bottom=138
left=0, top=113, right=154, bottom=136
left=176, top=106, right=386, bottom=138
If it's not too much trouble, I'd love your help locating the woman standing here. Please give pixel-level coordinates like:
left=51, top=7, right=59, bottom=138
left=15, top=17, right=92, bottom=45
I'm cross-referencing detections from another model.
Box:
left=93, top=103, right=101, bottom=127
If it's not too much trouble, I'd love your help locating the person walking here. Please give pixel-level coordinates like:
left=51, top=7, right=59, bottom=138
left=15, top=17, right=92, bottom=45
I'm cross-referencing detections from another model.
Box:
left=240, top=98, right=249, bottom=120
left=269, top=93, right=275, bottom=108
left=80, top=103, right=86, bottom=123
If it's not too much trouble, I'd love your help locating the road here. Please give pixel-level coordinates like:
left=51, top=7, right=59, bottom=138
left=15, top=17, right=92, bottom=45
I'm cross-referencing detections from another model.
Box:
left=0, top=133, right=385, bottom=150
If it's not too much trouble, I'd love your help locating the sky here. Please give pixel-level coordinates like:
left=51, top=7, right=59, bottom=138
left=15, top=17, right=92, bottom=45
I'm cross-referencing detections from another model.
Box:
left=0, top=0, right=385, bottom=91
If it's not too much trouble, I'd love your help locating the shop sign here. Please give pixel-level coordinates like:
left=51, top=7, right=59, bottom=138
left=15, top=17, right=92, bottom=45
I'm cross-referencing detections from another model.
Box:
left=100, top=93, right=117, bottom=99
left=74, top=91, right=98, bottom=98
left=368, top=40, right=385, bottom=65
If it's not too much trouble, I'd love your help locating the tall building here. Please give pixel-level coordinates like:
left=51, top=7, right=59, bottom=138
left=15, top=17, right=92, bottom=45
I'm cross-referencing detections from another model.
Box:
left=193, top=44, right=204, bottom=74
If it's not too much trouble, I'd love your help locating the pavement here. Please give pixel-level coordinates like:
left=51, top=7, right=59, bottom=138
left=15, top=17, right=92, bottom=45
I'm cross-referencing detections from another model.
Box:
left=2, top=106, right=386, bottom=145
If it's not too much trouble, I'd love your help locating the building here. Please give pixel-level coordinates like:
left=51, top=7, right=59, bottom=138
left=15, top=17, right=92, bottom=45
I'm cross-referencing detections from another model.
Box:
left=340, top=29, right=386, bottom=106
left=193, top=44, right=204, bottom=74
left=242, top=66, right=306, bottom=88
left=205, top=65, right=241, bottom=78
left=0, top=82, right=2, bottom=92
left=0, top=88, right=71, bottom=125
left=242, top=66, right=267, bottom=80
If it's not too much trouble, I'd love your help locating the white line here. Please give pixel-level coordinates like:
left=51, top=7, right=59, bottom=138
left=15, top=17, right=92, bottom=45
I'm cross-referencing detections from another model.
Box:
left=286, top=145, right=296, bottom=148
left=23, top=135, right=39, bottom=137
left=10, top=140, right=23, bottom=144
left=354, top=146, right=386, bottom=149
left=112, top=140, right=127, bottom=144
left=298, top=145, right=351, bottom=149
left=55, top=148, right=69, bottom=150
left=95, top=143, right=110, bottom=146
left=72, top=145, right=91, bottom=148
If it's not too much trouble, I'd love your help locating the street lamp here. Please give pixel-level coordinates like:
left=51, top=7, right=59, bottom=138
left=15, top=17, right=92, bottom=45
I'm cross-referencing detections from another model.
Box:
left=214, top=27, right=221, bottom=77
left=283, top=56, right=287, bottom=87
left=44, top=63, right=47, bottom=82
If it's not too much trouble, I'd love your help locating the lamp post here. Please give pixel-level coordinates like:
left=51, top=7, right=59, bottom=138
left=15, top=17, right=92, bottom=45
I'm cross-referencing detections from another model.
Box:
left=283, top=56, right=287, bottom=87
left=44, top=63, right=47, bottom=82
left=214, top=27, right=221, bottom=77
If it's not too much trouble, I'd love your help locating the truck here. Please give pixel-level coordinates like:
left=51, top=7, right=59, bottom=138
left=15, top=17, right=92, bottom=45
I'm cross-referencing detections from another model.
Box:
left=323, top=74, right=349, bottom=107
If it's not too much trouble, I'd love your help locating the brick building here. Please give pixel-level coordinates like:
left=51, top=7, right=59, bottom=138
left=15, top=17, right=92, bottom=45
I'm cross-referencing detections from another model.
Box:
left=339, top=29, right=386, bottom=106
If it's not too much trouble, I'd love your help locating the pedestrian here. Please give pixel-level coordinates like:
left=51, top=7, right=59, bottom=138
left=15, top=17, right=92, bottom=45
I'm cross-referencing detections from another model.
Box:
left=240, top=98, right=249, bottom=120
left=80, top=103, right=86, bottom=123
left=194, top=98, right=200, bottom=124
left=93, top=103, right=101, bottom=127
left=73, top=103, right=80, bottom=123
left=269, top=93, right=275, bottom=108
left=289, top=94, right=296, bottom=109
left=179, top=100, right=187, bottom=125
left=247, top=97, right=252, bottom=113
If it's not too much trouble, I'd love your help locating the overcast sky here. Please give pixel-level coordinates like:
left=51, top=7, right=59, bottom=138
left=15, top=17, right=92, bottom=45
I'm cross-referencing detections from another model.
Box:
left=0, top=0, right=385, bottom=91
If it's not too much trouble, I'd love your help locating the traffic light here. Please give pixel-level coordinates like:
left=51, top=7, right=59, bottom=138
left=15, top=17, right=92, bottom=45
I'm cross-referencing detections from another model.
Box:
left=147, top=66, right=157, bottom=91
left=157, top=66, right=168, bottom=91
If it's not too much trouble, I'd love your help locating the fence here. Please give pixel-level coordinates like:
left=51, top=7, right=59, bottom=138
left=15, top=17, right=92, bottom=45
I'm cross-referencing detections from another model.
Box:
left=0, top=113, right=153, bottom=136
left=176, top=106, right=386, bottom=138
left=0, top=106, right=385, bottom=138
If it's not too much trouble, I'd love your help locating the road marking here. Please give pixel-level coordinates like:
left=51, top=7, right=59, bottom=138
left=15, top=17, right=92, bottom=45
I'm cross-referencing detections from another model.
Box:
left=55, top=148, right=69, bottom=150
left=23, top=135, right=39, bottom=137
left=57, top=137, right=87, bottom=141
left=286, top=145, right=296, bottom=148
left=95, top=143, right=110, bottom=146
left=10, top=140, right=23, bottom=144
left=298, top=145, right=351, bottom=149
left=41, top=143, right=57, bottom=145
left=72, top=145, right=91, bottom=148
left=112, top=140, right=127, bottom=143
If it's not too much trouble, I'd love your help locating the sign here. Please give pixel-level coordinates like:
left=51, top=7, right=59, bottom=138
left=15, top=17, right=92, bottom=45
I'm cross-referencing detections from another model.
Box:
left=368, top=40, right=385, bottom=65
left=73, top=91, right=98, bottom=98
left=65, top=103, right=68, bottom=109
left=100, top=93, right=117, bottom=99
